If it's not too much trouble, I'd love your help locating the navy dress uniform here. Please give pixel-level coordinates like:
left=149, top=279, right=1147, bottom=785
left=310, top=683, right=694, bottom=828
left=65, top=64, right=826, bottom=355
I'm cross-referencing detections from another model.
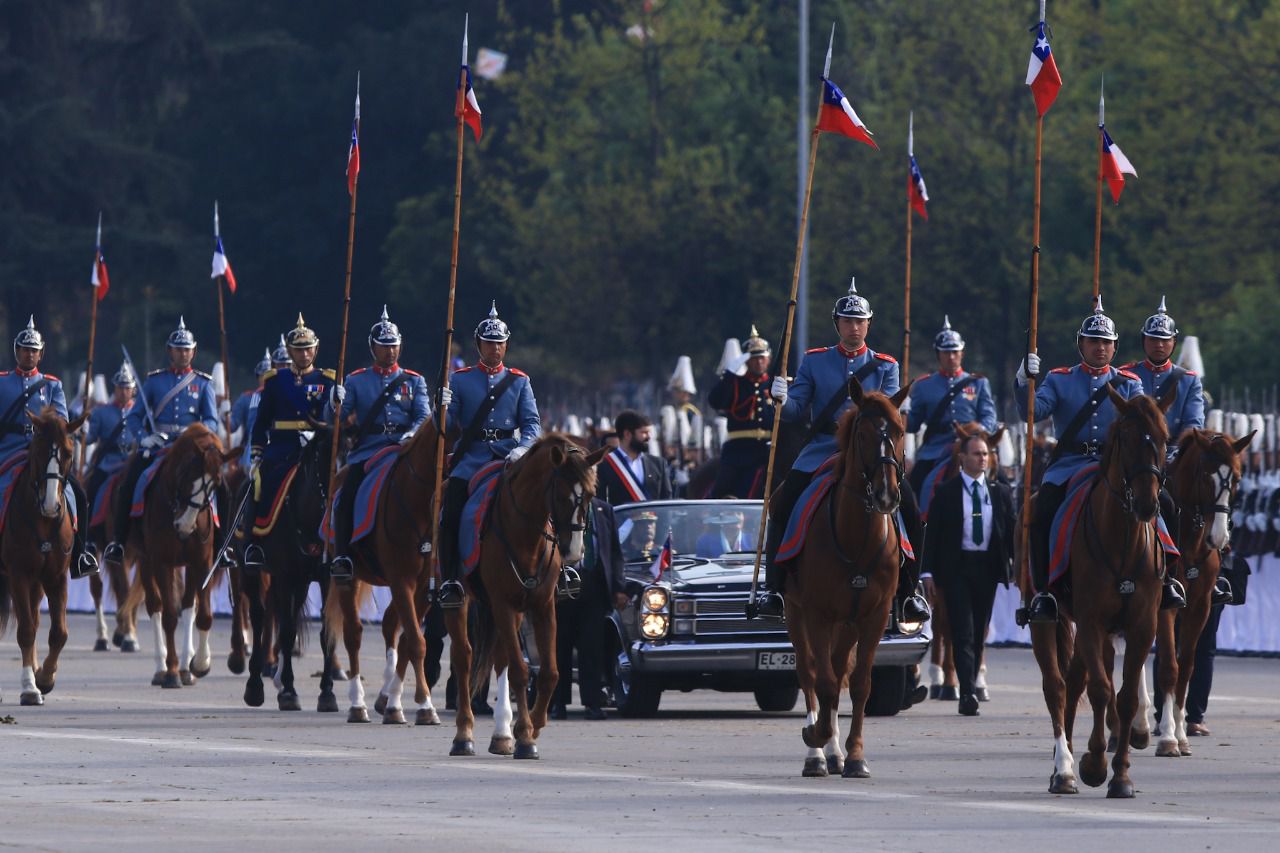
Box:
left=328, top=307, right=432, bottom=579
left=1015, top=300, right=1150, bottom=623
left=906, top=317, right=998, bottom=493
left=242, top=316, right=336, bottom=568
left=707, top=326, right=775, bottom=499
left=437, top=302, right=542, bottom=607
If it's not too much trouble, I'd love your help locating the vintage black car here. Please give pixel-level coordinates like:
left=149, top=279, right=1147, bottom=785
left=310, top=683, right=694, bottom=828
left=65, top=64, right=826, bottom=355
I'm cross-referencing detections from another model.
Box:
left=603, top=499, right=931, bottom=717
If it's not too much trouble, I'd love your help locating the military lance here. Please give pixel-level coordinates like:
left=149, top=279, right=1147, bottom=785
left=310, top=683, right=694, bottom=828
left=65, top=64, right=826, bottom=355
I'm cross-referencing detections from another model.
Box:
left=80, top=212, right=109, bottom=478
left=211, top=201, right=236, bottom=441
left=120, top=344, right=158, bottom=436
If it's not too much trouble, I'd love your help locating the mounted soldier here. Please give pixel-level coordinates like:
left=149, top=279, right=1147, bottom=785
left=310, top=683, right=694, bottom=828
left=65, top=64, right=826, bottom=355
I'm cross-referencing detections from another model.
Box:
left=707, top=326, right=774, bottom=499
left=436, top=301, right=542, bottom=608
left=84, top=362, right=138, bottom=543
left=230, top=347, right=272, bottom=443
left=906, top=316, right=997, bottom=493
left=0, top=316, right=96, bottom=577
left=327, top=306, right=432, bottom=582
left=1016, top=297, right=1185, bottom=624
left=104, top=316, right=219, bottom=567
left=758, top=279, right=930, bottom=624
left=241, top=315, right=336, bottom=569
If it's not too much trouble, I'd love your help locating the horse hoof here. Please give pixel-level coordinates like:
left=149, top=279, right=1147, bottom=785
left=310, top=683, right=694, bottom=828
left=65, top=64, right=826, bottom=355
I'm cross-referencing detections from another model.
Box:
left=415, top=708, right=442, bottom=726
left=112, top=631, right=125, bottom=648
left=262, top=662, right=277, bottom=678
left=1155, top=740, right=1181, bottom=758
left=1107, top=778, right=1135, bottom=799
left=1048, top=773, right=1079, bottom=795
left=317, top=692, right=339, bottom=713
left=513, top=742, right=540, bottom=760
left=161, top=673, right=182, bottom=689
left=347, top=707, right=371, bottom=724
left=450, top=739, right=476, bottom=757
left=1078, top=753, right=1107, bottom=788
left=35, top=671, right=55, bottom=695
left=277, top=691, right=302, bottom=712
left=800, top=725, right=824, bottom=750
left=244, top=680, right=265, bottom=708
left=121, top=639, right=139, bottom=653
left=1130, top=729, right=1150, bottom=751
left=151, top=671, right=166, bottom=687
left=94, top=639, right=110, bottom=652
left=179, top=670, right=196, bottom=687
left=802, top=757, right=828, bottom=778
left=1106, top=734, right=1118, bottom=753
left=489, top=735, right=515, bottom=756
left=227, top=653, right=246, bottom=675
left=190, top=662, right=211, bottom=679
left=1178, top=740, right=1191, bottom=756
left=382, top=708, right=406, bottom=725
left=373, top=694, right=388, bottom=715
left=328, top=667, right=349, bottom=682
left=826, top=755, right=845, bottom=776
left=841, top=759, right=870, bottom=779
left=20, top=691, right=43, bottom=706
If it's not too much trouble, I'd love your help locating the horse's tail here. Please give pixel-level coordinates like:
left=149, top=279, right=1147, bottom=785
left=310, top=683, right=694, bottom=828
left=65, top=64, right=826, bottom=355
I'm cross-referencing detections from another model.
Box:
left=468, top=593, right=496, bottom=701
left=323, top=579, right=371, bottom=647
left=0, top=558, right=10, bottom=637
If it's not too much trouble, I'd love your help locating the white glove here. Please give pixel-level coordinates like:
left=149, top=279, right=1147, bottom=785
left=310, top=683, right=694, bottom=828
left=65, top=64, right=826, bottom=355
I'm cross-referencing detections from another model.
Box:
left=1017, top=352, right=1041, bottom=384
left=770, top=376, right=789, bottom=405
left=438, top=386, right=453, bottom=408
left=249, top=446, right=264, bottom=465
left=727, top=352, right=752, bottom=374
left=507, top=445, right=528, bottom=463
left=899, top=395, right=913, bottom=415
left=330, top=384, right=346, bottom=409
left=399, top=430, right=416, bottom=445
left=140, top=432, right=167, bottom=450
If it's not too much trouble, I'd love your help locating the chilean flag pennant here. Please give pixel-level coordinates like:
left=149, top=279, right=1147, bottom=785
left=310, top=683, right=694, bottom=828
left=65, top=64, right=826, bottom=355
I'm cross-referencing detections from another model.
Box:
left=90, top=211, right=110, bottom=301
left=814, top=25, right=876, bottom=148
left=346, top=73, right=361, bottom=196
left=1025, top=17, right=1062, bottom=117
left=908, top=111, right=929, bottom=220
left=1098, top=81, right=1137, bottom=204
left=211, top=201, right=237, bottom=293
left=456, top=14, right=483, bottom=141
left=649, top=532, right=673, bottom=581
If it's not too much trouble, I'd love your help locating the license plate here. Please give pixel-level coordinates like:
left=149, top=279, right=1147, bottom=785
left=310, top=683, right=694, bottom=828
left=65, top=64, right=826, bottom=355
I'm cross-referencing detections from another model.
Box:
left=758, top=651, right=795, bottom=670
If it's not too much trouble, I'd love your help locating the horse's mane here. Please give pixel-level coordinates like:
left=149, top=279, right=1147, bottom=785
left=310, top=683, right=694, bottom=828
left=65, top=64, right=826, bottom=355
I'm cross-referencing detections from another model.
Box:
left=170, top=423, right=220, bottom=454
left=516, top=432, right=598, bottom=491
left=833, top=391, right=904, bottom=480
left=1101, top=394, right=1170, bottom=473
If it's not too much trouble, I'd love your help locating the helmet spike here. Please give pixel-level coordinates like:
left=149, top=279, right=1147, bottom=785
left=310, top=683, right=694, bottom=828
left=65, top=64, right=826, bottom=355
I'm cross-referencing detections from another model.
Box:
left=1094, top=293, right=1104, bottom=314
left=296, top=312, right=306, bottom=328
left=942, top=314, right=952, bottom=330
left=380, top=304, right=390, bottom=322
left=848, top=277, right=858, bottom=295
left=489, top=300, right=499, bottom=319
left=178, top=315, right=187, bottom=330
left=749, top=324, right=760, bottom=338
left=1157, top=294, right=1168, bottom=314
left=26, top=315, right=35, bottom=331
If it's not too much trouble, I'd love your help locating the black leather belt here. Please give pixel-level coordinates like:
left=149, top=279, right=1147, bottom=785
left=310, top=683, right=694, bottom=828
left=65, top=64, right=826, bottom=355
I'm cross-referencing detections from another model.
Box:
left=0, top=423, right=31, bottom=436
left=467, top=427, right=515, bottom=442
left=382, top=423, right=407, bottom=436
left=1072, top=442, right=1103, bottom=457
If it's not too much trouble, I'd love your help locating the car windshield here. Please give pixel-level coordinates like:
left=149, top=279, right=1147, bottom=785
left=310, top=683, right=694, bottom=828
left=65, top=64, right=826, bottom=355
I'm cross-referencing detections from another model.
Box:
left=614, top=502, right=763, bottom=563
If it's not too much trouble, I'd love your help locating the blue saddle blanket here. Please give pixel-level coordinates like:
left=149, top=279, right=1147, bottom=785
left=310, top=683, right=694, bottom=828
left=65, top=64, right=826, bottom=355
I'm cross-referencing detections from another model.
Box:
left=777, top=454, right=913, bottom=565
left=459, top=460, right=506, bottom=576
left=321, top=445, right=399, bottom=546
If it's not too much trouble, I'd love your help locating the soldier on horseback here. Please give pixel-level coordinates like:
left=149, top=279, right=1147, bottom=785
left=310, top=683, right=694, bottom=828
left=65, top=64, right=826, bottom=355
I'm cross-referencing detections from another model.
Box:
left=906, top=316, right=997, bottom=493
left=327, top=306, right=432, bottom=582
left=241, top=315, right=336, bottom=569
left=83, top=362, right=138, bottom=548
left=757, top=279, right=930, bottom=624
left=1017, top=297, right=1185, bottom=625
left=103, top=317, right=219, bottom=567
left=230, top=348, right=272, bottom=441
left=436, top=301, right=542, bottom=608
left=0, top=316, right=96, bottom=577
left=707, top=326, right=774, bottom=499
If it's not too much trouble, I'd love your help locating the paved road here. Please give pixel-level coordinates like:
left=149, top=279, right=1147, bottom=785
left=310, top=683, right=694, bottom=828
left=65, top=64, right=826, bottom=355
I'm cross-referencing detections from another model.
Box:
left=1, top=613, right=1276, bottom=851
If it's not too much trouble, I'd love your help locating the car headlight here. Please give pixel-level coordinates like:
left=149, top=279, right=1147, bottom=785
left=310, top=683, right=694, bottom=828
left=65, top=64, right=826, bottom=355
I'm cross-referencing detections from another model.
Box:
left=672, top=618, right=694, bottom=635
left=897, top=619, right=924, bottom=637
left=641, top=613, right=669, bottom=639
left=642, top=586, right=669, bottom=613
left=673, top=598, right=694, bottom=615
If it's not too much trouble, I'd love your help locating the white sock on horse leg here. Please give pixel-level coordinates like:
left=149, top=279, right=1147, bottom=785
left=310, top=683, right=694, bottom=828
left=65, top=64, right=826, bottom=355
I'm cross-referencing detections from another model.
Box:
left=1173, top=703, right=1187, bottom=745
left=804, top=710, right=822, bottom=759
left=348, top=674, right=366, bottom=710
left=1053, top=732, right=1076, bottom=780
left=178, top=608, right=196, bottom=670
left=21, top=665, right=37, bottom=694
left=825, top=707, right=846, bottom=760
left=95, top=603, right=109, bottom=642
left=386, top=672, right=404, bottom=711
left=416, top=690, right=436, bottom=713
left=928, top=663, right=943, bottom=687
left=150, top=614, right=166, bottom=673
left=1158, top=694, right=1178, bottom=744
left=195, top=629, right=212, bottom=671
left=380, top=648, right=398, bottom=699
left=493, top=668, right=514, bottom=740
left=1134, top=663, right=1152, bottom=735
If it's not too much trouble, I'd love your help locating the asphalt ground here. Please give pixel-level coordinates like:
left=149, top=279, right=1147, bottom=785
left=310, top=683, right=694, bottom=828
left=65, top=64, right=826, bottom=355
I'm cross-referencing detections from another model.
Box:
left=1, top=613, right=1277, bottom=852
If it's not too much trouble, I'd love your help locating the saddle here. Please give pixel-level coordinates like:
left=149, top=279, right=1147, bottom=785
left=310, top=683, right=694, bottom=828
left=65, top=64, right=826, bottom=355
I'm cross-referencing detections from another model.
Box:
left=458, top=460, right=506, bottom=576
left=251, top=463, right=300, bottom=537
left=319, top=445, right=399, bottom=547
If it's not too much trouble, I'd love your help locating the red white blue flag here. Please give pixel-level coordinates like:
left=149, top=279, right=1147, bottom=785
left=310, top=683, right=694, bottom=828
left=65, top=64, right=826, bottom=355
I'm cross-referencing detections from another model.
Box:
left=1098, top=84, right=1137, bottom=204
left=91, top=212, right=110, bottom=301
left=908, top=112, right=928, bottom=220
left=1025, top=20, right=1062, bottom=117
left=457, top=15, right=483, bottom=141
left=346, top=73, right=361, bottom=195
left=813, top=25, right=876, bottom=148
left=649, top=532, right=673, bottom=581
left=211, top=201, right=237, bottom=294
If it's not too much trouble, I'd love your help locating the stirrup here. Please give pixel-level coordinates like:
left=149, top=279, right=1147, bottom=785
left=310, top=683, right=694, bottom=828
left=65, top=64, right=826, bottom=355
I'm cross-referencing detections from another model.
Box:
left=102, top=541, right=124, bottom=567
left=242, top=543, right=266, bottom=570
left=1211, top=576, right=1233, bottom=606
left=1027, top=592, right=1059, bottom=624
left=71, top=550, right=99, bottom=580
left=750, top=590, right=786, bottom=622
left=1160, top=577, right=1187, bottom=611
left=329, top=555, right=354, bottom=583
left=557, top=566, right=582, bottom=601
left=899, top=593, right=931, bottom=624
left=437, top=579, right=465, bottom=609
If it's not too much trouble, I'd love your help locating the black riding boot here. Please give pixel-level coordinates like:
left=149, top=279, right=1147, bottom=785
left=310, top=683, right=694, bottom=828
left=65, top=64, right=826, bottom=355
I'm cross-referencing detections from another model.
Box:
left=896, top=482, right=930, bottom=623
left=1024, top=482, right=1066, bottom=624
left=67, top=477, right=98, bottom=579
left=241, top=491, right=264, bottom=570
left=436, top=477, right=469, bottom=609
left=329, top=463, right=367, bottom=583
left=105, top=453, right=147, bottom=565
left=750, top=469, right=810, bottom=621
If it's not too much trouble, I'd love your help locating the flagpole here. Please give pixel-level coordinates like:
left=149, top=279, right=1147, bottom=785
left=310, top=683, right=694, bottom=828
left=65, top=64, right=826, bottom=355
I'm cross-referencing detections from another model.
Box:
left=1092, top=78, right=1105, bottom=303
left=80, top=216, right=102, bottom=479
left=427, top=62, right=470, bottom=592
left=904, top=171, right=913, bottom=373
left=1018, top=111, right=1045, bottom=602
left=215, top=275, right=233, bottom=441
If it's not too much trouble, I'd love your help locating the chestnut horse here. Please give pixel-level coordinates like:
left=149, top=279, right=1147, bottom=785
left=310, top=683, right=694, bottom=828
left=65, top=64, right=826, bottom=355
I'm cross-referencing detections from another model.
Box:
left=1031, top=387, right=1174, bottom=798
left=784, top=378, right=911, bottom=779
left=466, top=434, right=607, bottom=759
left=87, top=478, right=139, bottom=653
left=1147, top=428, right=1252, bottom=757
left=0, top=409, right=86, bottom=705
left=122, top=425, right=236, bottom=688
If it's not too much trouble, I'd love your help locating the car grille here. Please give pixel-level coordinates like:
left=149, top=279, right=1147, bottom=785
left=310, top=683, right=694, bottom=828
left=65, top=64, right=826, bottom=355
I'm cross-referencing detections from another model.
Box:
left=693, top=617, right=775, bottom=636
left=694, top=598, right=749, bottom=616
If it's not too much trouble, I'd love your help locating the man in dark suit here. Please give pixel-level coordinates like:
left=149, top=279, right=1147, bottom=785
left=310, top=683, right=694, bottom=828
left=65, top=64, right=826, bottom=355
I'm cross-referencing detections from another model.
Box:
left=551, top=497, right=629, bottom=720
left=595, top=410, right=673, bottom=506
left=921, top=433, right=1015, bottom=716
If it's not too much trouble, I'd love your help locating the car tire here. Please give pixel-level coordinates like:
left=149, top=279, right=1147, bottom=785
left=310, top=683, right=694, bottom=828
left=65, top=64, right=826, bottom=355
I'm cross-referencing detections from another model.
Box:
left=612, top=651, right=661, bottom=718
left=753, top=685, right=800, bottom=713
left=864, top=666, right=907, bottom=717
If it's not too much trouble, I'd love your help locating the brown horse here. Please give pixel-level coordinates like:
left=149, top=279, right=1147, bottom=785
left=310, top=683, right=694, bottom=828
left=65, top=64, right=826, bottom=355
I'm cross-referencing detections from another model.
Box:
left=1147, top=428, right=1253, bottom=757
left=122, top=425, right=237, bottom=688
left=85, top=473, right=139, bottom=652
left=784, top=377, right=911, bottom=779
left=1031, top=387, right=1174, bottom=798
left=466, top=434, right=607, bottom=759
left=0, top=409, right=87, bottom=705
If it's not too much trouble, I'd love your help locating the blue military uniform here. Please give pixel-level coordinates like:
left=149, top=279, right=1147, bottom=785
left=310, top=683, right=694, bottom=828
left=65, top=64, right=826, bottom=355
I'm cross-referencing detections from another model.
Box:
left=1123, top=360, right=1204, bottom=441
left=86, top=402, right=136, bottom=474
left=0, top=368, right=67, bottom=460
left=445, top=362, right=540, bottom=481
left=907, top=371, right=997, bottom=461
left=335, top=364, right=431, bottom=465
left=251, top=366, right=336, bottom=467
left=126, top=367, right=219, bottom=442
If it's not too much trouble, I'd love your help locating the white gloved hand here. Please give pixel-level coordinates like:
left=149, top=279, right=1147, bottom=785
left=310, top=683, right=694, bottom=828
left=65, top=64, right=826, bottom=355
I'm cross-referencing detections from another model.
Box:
left=770, top=376, right=789, bottom=405
left=727, top=352, right=752, bottom=375
left=140, top=432, right=167, bottom=450
left=399, top=430, right=416, bottom=445
left=899, top=395, right=913, bottom=415
left=249, top=446, right=264, bottom=465
left=507, top=445, right=528, bottom=463
left=330, top=384, right=346, bottom=409
left=1016, top=352, right=1041, bottom=384
left=438, top=386, right=453, bottom=408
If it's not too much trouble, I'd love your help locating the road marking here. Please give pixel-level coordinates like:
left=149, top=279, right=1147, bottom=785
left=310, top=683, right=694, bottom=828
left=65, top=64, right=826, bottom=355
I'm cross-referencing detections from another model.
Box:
left=6, top=729, right=354, bottom=760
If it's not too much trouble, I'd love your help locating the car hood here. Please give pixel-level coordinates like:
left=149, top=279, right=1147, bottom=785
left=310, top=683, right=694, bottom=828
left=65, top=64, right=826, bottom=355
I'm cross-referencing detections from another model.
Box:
left=626, top=556, right=758, bottom=588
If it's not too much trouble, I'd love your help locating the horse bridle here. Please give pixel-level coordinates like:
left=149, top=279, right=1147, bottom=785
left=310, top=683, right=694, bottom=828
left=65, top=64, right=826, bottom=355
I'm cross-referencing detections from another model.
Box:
left=1185, top=443, right=1237, bottom=534
left=846, top=411, right=904, bottom=515
left=495, top=446, right=589, bottom=592
left=30, top=437, right=71, bottom=519
left=1105, top=418, right=1167, bottom=515
left=171, top=451, right=219, bottom=539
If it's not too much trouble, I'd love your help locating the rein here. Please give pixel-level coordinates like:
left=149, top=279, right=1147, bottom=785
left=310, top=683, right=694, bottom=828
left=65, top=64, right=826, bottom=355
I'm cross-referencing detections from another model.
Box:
left=827, top=407, right=903, bottom=598
left=167, top=445, right=218, bottom=544
left=17, top=434, right=74, bottom=557
left=1171, top=438, right=1238, bottom=579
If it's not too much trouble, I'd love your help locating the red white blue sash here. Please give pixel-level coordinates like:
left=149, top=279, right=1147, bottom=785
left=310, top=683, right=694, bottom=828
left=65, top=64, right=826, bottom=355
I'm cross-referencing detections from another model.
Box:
left=604, top=448, right=648, bottom=502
